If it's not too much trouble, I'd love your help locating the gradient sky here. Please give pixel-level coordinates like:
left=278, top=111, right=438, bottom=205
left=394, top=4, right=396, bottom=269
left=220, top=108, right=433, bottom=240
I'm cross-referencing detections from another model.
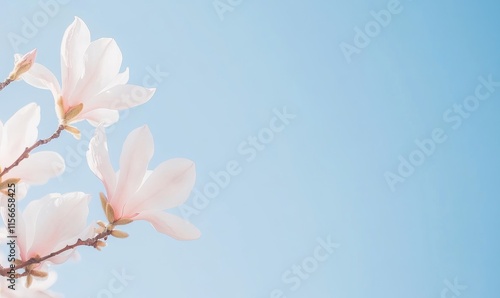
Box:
left=1, top=0, right=500, bottom=297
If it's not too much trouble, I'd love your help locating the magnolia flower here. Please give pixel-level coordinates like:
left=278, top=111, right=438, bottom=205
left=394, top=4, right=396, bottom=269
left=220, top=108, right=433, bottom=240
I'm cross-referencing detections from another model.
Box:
left=0, top=103, right=65, bottom=199
left=0, top=192, right=91, bottom=267
left=87, top=126, right=201, bottom=240
left=20, top=17, right=155, bottom=135
left=9, top=49, right=37, bottom=81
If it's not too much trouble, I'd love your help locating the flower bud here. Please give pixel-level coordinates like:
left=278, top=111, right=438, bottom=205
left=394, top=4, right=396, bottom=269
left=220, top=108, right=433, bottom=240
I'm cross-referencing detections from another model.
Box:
left=111, top=229, right=129, bottom=238
left=95, top=240, right=107, bottom=251
left=8, top=49, right=37, bottom=81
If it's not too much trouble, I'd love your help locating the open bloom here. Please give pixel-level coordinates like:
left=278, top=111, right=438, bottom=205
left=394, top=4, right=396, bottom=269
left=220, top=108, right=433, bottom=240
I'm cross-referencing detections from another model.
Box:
left=0, top=192, right=91, bottom=266
left=87, top=126, right=200, bottom=240
left=0, top=103, right=65, bottom=199
left=20, top=17, right=155, bottom=131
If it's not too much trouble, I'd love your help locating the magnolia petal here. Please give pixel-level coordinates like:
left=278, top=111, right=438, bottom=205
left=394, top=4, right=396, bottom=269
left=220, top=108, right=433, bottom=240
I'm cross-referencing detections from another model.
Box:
left=8, top=151, right=65, bottom=185
left=78, top=108, right=119, bottom=127
left=44, top=249, right=77, bottom=265
left=105, top=67, right=129, bottom=90
left=0, top=103, right=40, bottom=165
left=61, top=16, right=91, bottom=105
left=18, top=195, right=51, bottom=260
left=84, top=84, right=156, bottom=111
left=112, top=126, right=154, bottom=215
left=124, top=158, right=196, bottom=215
left=27, top=192, right=90, bottom=258
left=21, top=63, right=61, bottom=101
left=133, top=210, right=201, bottom=240
left=72, top=38, right=123, bottom=103
left=50, top=224, right=92, bottom=264
left=87, top=127, right=117, bottom=198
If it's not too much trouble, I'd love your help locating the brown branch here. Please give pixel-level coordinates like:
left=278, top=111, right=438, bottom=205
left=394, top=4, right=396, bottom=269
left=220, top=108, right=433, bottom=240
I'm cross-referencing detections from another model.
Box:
left=0, top=124, right=65, bottom=178
left=0, top=229, right=113, bottom=277
left=0, top=78, right=12, bottom=92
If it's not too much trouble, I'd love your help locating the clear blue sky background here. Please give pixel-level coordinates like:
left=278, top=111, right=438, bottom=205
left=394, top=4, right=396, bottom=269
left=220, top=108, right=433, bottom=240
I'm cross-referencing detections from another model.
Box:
left=1, top=0, right=500, bottom=297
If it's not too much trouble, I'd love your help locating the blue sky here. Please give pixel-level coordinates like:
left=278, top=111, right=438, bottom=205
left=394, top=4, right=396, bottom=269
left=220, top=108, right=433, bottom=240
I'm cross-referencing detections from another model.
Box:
left=1, top=0, right=500, bottom=297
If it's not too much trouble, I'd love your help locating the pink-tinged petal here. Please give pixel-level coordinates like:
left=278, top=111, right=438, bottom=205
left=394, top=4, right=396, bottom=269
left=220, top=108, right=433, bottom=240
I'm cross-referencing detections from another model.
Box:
left=71, top=38, right=123, bottom=104
left=77, top=108, right=119, bottom=127
left=87, top=127, right=116, bottom=198
left=48, top=225, right=92, bottom=264
left=8, top=151, right=65, bottom=185
left=61, top=16, right=91, bottom=104
left=112, top=126, right=154, bottom=216
left=133, top=210, right=201, bottom=240
left=105, top=67, right=129, bottom=89
left=124, top=158, right=196, bottom=215
left=84, top=84, right=155, bottom=112
left=18, top=195, right=50, bottom=260
left=14, top=49, right=37, bottom=67
left=21, top=63, right=61, bottom=100
left=28, top=192, right=90, bottom=258
left=0, top=103, right=40, bottom=165
left=43, top=249, right=76, bottom=265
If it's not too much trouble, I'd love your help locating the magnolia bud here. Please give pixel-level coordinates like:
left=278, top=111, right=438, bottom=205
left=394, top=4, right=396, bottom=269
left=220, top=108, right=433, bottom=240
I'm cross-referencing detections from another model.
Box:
left=8, top=49, right=37, bottom=81
left=111, top=229, right=129, bottom=238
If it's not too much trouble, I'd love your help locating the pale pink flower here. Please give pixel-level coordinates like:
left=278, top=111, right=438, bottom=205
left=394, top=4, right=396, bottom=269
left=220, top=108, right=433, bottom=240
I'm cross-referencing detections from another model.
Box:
left=0, top=192, right=91, bottom=265
left=87, top=126, right=201, bottom=240
left=0, top=103, right=65, bottom=199
left=20, top=17, right=155, bottom=130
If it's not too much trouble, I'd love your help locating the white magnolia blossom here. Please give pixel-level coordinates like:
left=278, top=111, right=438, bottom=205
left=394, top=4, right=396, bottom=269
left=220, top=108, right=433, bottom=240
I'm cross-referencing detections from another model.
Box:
left=87, top=126, right=201, bottom=240
left=20, top=17, right=155, bottom=129
left=0, top=15, right=197, bottom=296
left=1, top=192, right=91, bottom=267
left=0, top=103, right=65, bottom=200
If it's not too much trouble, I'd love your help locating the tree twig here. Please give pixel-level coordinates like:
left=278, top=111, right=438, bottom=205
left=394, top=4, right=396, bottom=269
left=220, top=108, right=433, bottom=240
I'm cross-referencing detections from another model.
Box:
left=0, top=229, right=113, bottom=277
left=0, top=125, right=65, bottom=178
left=0, top=78, right=12, bottom=92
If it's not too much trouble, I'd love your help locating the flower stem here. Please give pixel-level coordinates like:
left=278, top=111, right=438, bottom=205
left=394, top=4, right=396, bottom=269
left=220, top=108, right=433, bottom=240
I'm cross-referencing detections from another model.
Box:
left=0, top=229, right=113, bottom=278
left=0, top=124, right=65, bottom=178
left=0, top=78, right=13, bottom=92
